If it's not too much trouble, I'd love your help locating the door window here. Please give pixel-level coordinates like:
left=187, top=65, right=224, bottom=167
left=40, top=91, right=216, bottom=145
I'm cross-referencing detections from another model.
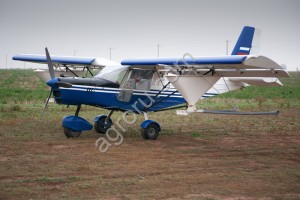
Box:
left=123, top=69, right=153, bottom=91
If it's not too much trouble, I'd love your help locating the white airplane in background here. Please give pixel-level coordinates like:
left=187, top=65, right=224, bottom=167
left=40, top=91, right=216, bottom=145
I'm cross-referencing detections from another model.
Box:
left=13, top=26, right=289, bottom=140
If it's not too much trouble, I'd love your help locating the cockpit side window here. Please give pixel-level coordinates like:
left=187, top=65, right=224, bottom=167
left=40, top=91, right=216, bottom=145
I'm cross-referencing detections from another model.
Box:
left=151, top=71, right=170, bottom=90
left=123, top=69, right=153, bottom=91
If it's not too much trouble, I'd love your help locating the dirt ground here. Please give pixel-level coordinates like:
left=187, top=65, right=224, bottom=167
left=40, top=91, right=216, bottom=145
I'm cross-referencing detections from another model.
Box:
left=0, top=107, right=300, bottom=199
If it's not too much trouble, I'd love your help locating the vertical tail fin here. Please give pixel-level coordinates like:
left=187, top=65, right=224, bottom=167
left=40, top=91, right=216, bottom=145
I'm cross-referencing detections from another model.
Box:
left=231, top=26, right=255, bottom=55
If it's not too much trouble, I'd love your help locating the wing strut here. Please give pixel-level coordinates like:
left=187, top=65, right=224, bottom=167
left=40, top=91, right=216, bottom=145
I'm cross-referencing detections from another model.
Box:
left=63, top=64, right=79, bottom=77
left=141, top=68, right=183, bottom=112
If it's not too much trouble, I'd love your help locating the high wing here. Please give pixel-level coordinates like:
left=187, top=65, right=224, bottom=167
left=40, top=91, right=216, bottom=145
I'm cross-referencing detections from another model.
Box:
left=13, top=54, right=120, bottom=82
left=121, top=55, right=289, bottom=78
left=13, top=54, right=119, bottom=68
left=121, top=55, right=286, bottom=71
left=121, top=55, right=247, bottom=66
left=121, top=55, right=289, bottom=113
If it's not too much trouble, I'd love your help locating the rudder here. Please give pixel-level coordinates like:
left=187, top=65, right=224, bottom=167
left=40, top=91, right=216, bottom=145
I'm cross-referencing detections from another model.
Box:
left=231, top=26, right=255, bottom=55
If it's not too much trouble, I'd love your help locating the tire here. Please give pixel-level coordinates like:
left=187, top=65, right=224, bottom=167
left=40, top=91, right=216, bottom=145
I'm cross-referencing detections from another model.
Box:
left=141, top=123, right=160, bottom=140
left=64, top=127, right=81, bottom=138
left=141, top=129, right=149, bottom=140
left=94, top=116, right=112, bottom=134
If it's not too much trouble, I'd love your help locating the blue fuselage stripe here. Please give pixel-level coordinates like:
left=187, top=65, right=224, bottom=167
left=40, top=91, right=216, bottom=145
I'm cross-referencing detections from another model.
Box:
left=69, top=85, right=218, bottom=98
left=54, top=85, right=218, bottom=111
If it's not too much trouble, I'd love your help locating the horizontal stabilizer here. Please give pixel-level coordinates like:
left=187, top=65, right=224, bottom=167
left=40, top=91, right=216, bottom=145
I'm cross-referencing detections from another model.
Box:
left=176, top=109, right=280, bottom=116
left=198, top=109, right=279, bottom=115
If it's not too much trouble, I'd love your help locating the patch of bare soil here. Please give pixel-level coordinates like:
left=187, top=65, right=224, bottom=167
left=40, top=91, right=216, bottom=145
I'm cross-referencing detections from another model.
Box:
left=0, top=108, right=300, bottom=199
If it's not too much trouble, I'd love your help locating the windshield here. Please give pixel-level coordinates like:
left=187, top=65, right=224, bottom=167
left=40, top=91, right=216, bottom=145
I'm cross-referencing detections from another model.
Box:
left=95, top=66, right=128, bottom=84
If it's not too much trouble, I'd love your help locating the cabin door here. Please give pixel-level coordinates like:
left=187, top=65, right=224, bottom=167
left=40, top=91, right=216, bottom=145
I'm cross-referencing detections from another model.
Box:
left=117, top=69, right=153, bottom=102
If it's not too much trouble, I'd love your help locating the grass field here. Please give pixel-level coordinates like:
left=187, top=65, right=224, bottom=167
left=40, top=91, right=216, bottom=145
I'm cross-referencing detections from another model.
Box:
left=0, top=69, right=300, bottom=199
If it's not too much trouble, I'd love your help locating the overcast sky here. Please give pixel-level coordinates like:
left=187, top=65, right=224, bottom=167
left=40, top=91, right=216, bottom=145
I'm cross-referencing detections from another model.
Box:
left=0, top=0, right=299, bottom=70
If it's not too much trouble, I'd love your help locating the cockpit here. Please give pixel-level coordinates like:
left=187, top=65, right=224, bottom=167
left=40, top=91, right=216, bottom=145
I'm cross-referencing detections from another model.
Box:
left=95, top=65, right=168, bottom=91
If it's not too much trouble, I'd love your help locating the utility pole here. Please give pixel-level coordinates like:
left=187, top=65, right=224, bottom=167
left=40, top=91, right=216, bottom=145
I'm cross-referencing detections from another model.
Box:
left=24, top=53, right=26, bottom=69
left=157, top=44, right=160, bottom=58
left=109, top=47, right=112, bottom=61
left=5, top=54, right=8, bottom=69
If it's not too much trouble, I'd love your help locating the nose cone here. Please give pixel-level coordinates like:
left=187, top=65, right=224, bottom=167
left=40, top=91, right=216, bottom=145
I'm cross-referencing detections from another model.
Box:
left=47, top=78, right=59, bottom=88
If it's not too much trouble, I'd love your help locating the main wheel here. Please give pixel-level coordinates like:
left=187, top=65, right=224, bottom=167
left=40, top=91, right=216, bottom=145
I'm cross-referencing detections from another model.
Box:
left=141, top=123, right=160, bottom=140
left=94, top=116, right=112, bottom=134
left=64, top=127, right=81, bottom=138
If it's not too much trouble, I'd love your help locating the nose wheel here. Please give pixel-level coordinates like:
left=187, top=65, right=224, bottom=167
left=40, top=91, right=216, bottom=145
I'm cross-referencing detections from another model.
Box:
left=62, top=105, right=93, bottom=138
left=64, top=127, right=82, bottom=138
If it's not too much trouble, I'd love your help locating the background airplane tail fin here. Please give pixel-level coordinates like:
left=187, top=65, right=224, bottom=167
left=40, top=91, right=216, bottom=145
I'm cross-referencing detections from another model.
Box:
left=232, top=26, right=260, bottom=55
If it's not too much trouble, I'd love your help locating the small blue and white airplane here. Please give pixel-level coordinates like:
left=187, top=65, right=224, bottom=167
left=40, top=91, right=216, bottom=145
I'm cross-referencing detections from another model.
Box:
left=13, top=26, right=289, bottom=139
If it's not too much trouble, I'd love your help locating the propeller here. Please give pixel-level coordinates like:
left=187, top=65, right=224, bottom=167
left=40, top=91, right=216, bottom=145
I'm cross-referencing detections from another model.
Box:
left=41, top=47, right=55, bottom=115
left=45, top=47, right=55, bottom=79
left=42, top=88, right=53, bottom=114
left=42, top=48, right=73, bottom=115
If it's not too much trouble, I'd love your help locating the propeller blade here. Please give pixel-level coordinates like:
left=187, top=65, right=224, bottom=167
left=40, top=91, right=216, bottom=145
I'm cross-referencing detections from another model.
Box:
left=45, top=47, right=55, bottom=79
left=41, top=88, right=53, bottom=115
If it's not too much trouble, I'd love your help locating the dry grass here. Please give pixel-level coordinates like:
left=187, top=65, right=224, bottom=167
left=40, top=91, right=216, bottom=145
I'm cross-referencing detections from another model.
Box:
left=0, top=104, right=299, bottom=199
